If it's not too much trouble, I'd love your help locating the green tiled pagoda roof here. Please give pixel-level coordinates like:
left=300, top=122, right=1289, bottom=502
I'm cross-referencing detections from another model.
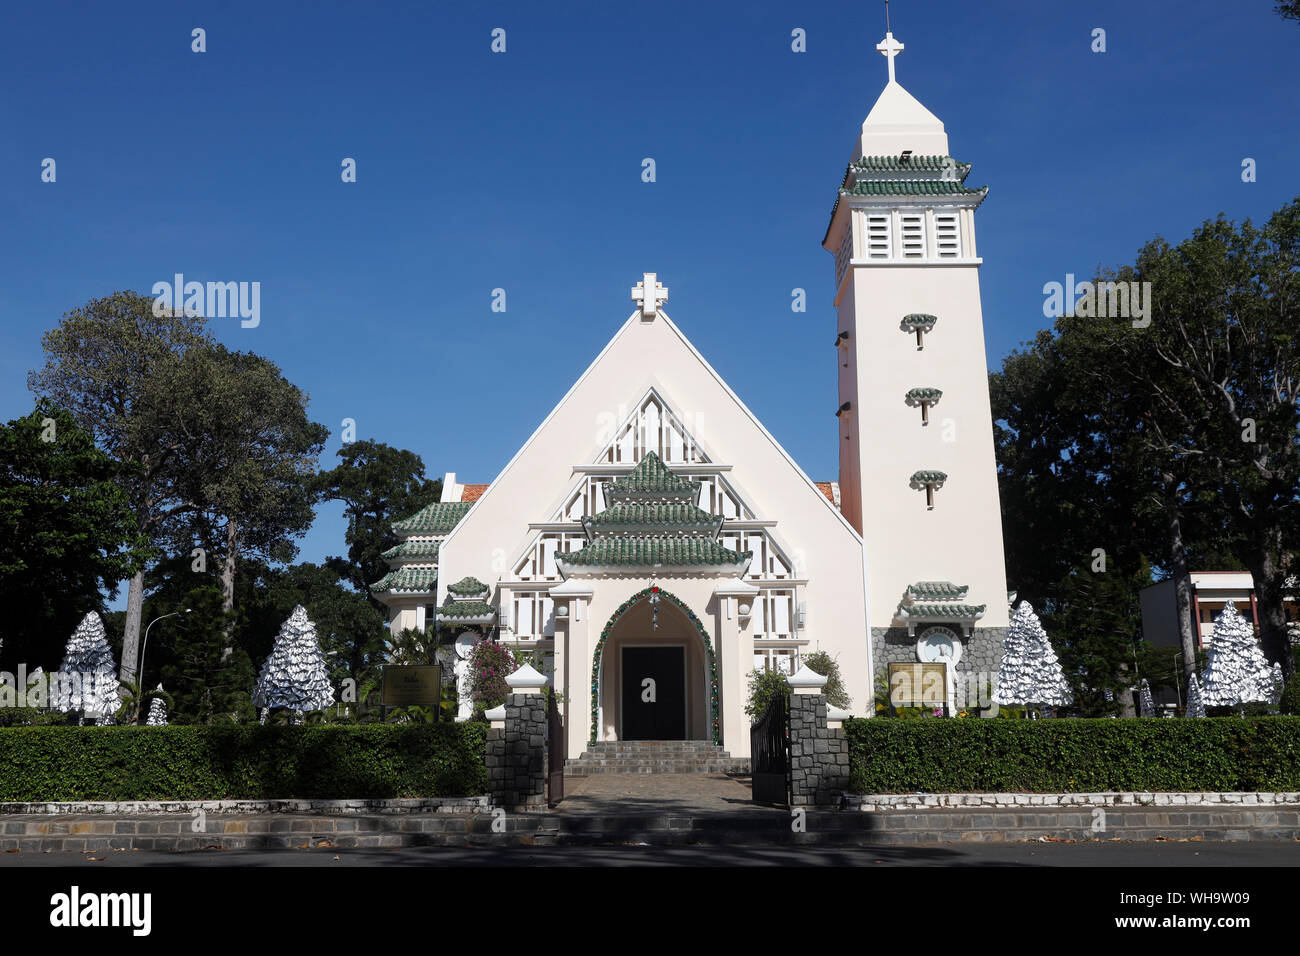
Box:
left=437, top=600, right=496, bottom=621
left=604, top=452, right=699, bottom=501
left=559, top=535, right=751, bottom=569
left=825, top=155, right=986, bottom=241
left=849, top=155, right=972, bottom=177
left=392, top=501, right=472, bottom=535
left=905, top=387, right=943, bottom=403
left=901, top=313, right=938, bottom=332
left=901, top=602, right=988, bottom=619
left=907, top=581, right=969, bottom=599
left=447, top=576, right=490, bottom=597
left=369, top=567, right=438, bottom=595
left=583, top=502, right=721, bottom=533
left=380, top=540, right=441, bottom=561
left=840, top=180, right=987, bottom=197
left=910, top=470, right=949, bottom=484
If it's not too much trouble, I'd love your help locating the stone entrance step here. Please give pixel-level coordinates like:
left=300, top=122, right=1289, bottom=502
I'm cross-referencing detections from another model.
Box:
left=567, top=741, right=750, bottom=776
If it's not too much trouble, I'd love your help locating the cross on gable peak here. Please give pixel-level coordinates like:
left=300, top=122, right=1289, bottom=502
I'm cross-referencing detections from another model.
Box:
left=632, top=272, right=668, bottom=319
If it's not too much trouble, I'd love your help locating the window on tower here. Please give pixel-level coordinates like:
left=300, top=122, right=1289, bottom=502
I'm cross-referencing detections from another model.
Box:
left=900, top=214, right=926, bottom=258
left=934, top=213, right=961, bottom=257
left=867, top=215, right=891, bottom=258
left=834, top=226, right=853, bottom=287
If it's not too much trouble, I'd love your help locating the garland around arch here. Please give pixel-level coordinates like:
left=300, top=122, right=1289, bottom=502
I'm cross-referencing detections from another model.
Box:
left=590, top=586, right=720, bottom=745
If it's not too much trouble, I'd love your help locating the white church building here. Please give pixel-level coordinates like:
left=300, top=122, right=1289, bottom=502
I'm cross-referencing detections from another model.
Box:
left=372, top=31, right=1010, bottom=759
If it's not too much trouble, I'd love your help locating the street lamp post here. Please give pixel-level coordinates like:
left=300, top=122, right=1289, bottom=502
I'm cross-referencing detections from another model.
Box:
left=137, top=609, right=190, bottom=722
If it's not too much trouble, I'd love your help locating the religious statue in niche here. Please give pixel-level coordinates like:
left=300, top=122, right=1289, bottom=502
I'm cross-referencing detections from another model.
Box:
left=916, top=625, right=962, bottom=666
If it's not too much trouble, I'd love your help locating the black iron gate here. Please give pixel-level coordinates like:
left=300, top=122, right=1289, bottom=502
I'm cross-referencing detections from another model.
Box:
left=750, top=693, right=790, bottom=806
left=546, top=691, right=564, bottom=807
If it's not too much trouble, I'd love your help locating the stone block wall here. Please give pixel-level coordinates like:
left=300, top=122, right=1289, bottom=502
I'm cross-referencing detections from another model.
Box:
left=486, top=693, right=547, bottom=810
left=789, top=693, right=849, bottom=808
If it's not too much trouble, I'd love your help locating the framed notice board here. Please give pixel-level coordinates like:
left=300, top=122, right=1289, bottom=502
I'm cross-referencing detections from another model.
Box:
left=888, top=662, right=949, bottom=707
left=382, top=664, right=443, bottom=709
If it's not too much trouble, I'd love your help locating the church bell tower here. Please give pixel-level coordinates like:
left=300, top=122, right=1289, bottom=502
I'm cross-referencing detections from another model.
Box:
left=823, top=29, right=1010, bottom=683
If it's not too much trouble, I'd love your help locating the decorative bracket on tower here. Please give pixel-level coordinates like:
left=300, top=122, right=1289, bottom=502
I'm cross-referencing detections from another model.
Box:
left=905, top=387, right=943, bottom=425
left=909, top=470, right=947, bottom=510
left=900, top=314, right=937, bottom=350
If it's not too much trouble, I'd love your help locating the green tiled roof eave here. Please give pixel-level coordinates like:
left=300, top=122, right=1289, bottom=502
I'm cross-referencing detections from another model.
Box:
left=908, top=581, right=969, bottom=598
left=840, top=181, right=988, bottom=197
left=901, top=602, right=988, bottom=619
left=583, top=502, right=721, bottom=533
left=391, top=501, right=472, bottom=534
left=437, top=600, right=496, bottom=621
left=369, top=567, right=438, bottom=595
left=447, top=576, right=490, bottom=597
left=849, top=155, right=972, bottom=176
left=558, top=535, right=752, bottom=568
left=380, top=540, right=441, bottom=561
left=604, top=452, right=701, bottom=500
left=905, top=387, right=943, bottom=403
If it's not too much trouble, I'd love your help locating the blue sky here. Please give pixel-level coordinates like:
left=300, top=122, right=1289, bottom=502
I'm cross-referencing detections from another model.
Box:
left=3, top=1, right=1298, bottom=604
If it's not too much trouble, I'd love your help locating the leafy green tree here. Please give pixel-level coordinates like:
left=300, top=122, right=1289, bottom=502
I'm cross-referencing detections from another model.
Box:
left=162, top=344, right=328, bottom=634
left=154, top=585, right=255, bottom=724
left=745, top=668, right=790, bottom=719
left=1277, top=1, right=1300, bottom=24
left=800, top=650, right=851, bottom=709
left=990, top=329, right=1164, bottom=711
left=27, top=292, right=212, bottom=684
left=0, top=405, right=146, bottom=669
left=1088, top=204, right=1300, bottom=679
left=315, top=440, right=442, bottom=599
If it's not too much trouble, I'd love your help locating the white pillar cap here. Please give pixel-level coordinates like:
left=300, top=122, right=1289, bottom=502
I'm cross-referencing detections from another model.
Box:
left=506, top=663, right=548, bottom=693
left=787, top=664, right=829, bottom=694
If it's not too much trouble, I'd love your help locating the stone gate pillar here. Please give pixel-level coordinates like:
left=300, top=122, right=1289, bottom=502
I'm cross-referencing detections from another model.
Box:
left=787, top=664, right=850, bottom=807
left=485, top=663, right=549, bottom=811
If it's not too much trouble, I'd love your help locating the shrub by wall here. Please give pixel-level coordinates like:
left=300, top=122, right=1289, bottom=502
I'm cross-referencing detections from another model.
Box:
left=845, top=716, right=1300, bottom=794
left=0, top=723, right=488, bottom=801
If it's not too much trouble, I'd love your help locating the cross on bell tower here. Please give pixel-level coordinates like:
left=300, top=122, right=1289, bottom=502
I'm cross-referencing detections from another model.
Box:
left=876, top=31, right=904, bottom=84
left=632, top=273, right=668, bottom=318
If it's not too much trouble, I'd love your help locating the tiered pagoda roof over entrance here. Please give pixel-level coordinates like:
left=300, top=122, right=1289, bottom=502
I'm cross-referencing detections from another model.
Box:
left=556, top=452, right=751, bottom=576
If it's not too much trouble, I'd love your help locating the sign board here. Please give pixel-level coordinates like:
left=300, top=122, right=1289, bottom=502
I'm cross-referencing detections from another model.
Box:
left=382, top=664, right=443, bottom=708
left=889, top=662, right=948, bottom=707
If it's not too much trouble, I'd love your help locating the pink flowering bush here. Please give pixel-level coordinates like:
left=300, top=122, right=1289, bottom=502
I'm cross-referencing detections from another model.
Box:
left=468, top=638, right=516, bottom=717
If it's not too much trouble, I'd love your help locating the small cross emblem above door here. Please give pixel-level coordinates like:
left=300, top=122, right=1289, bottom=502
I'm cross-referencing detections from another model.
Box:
left=632, top=273, right=668, bottom=318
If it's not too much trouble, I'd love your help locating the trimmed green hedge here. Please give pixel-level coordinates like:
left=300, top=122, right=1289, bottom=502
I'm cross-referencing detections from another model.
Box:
left=845, top=717, right=1300, bottom=793
left=0, top=723, right=488, bottom=801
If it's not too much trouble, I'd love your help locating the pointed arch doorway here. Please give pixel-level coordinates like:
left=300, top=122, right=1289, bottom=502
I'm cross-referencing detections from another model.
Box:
left=591, top=587, right=720, bottom=744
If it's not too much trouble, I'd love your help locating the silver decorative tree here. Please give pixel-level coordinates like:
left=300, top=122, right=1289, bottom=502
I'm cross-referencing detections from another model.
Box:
left=49, top=611, right=122, bottom=725
left=145, top=684, right=169, bottom=726
left=252, top=605, right=334, bottom=723
left=1200, top=602, right=1276, bottom=709
left=992, top=602, right=1074, bottom=710
left=1185, top=673, right=1207, bottom=718
left=1138, top=679, right=1157, bottom=717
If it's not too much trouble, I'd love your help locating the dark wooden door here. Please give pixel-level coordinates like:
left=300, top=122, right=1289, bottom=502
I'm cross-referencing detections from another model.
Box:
left=621, top=646, right=686, bottom=740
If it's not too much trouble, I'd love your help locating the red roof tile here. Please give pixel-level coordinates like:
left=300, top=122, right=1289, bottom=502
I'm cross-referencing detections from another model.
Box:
left=461, top=483, right=489, bottom=503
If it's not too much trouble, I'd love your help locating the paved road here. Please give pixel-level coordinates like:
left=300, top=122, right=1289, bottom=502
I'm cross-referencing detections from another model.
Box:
left=2, top=841, right=1297, bottom=866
